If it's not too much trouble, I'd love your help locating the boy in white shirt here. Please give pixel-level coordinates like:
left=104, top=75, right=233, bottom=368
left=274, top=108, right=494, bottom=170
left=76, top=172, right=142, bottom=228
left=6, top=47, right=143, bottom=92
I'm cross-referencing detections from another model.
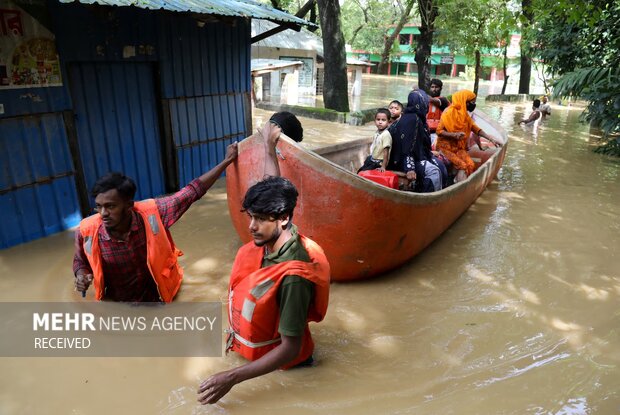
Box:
left=358, top=108, right=392, bottom=173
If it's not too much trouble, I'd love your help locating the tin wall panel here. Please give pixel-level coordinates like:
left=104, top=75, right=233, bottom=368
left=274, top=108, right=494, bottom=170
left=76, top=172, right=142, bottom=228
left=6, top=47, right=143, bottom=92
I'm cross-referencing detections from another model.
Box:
left=50, top=2, right=159, bottom=63
left=159, top=15, right=251, bottom=98
left=0, top=114, right=81, bottom=248
left=169, top=93, right=246, bottom=185
left=69, top=62, right=165, bottom=203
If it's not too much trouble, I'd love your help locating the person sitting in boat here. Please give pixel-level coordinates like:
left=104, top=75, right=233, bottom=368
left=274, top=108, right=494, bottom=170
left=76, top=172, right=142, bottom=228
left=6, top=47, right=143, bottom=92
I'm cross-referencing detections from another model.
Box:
left=518, top=99, right=542, bottom=125
left=387, top=89, right=447, bottom=192
left=198, top=176, right=330, bottom=405
left=436, top=90, right=503, bottom=183
left=427, top=78, right=450, bottom=134
left=388, top=100, right=403, bottom=126
left=358, top=108, right=392, bottom=173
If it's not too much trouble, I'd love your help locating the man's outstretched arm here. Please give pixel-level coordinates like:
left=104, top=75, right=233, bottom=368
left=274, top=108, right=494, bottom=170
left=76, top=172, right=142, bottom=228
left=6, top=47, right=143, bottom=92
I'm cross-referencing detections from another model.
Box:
left=197, top=142, right=238, bottom=188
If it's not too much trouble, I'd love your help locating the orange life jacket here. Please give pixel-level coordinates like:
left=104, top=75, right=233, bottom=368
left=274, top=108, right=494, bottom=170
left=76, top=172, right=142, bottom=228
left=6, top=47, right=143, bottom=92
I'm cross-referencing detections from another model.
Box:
left=227, top=234, right=330, bottom=369
left=79, top=199, right=183, bottom=303
left=426, top=100, right=445, bottom=133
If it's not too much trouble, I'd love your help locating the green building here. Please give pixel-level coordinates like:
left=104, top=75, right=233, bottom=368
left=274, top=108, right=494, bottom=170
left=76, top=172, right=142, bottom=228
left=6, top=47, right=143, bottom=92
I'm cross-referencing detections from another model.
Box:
left=347, top=24, right=522, bottom=81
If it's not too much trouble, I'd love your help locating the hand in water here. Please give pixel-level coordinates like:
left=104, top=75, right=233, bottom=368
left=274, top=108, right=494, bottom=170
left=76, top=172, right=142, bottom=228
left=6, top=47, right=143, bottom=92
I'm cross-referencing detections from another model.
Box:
left=197, top=370, right=236, bottom=405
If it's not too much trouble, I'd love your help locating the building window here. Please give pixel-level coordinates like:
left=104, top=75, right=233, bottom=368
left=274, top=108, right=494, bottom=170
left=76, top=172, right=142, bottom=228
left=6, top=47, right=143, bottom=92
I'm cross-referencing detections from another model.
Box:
left=398, top=33, right=410, bottom=45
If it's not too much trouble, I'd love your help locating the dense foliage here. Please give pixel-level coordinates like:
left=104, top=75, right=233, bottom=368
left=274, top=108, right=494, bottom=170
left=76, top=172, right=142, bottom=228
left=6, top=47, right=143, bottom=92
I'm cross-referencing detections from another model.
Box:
left=532, top=0, right=620, bottom=152
left=435, top=0, right=516, bottom=94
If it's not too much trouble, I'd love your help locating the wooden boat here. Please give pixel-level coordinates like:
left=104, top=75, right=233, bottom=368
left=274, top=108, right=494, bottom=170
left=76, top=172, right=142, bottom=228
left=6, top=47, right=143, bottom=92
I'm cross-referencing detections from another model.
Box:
left=226, top=111, right=508, bottom=282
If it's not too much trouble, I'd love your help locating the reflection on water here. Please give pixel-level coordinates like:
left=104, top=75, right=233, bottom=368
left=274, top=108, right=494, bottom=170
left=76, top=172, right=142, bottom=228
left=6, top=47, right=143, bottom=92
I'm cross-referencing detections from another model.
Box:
left=1, top=99, right=619, bottom=414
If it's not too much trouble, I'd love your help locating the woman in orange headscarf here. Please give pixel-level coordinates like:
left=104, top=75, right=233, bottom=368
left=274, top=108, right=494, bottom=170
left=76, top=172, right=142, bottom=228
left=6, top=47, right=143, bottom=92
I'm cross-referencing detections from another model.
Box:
left=436, top=90, right=502, bottom=182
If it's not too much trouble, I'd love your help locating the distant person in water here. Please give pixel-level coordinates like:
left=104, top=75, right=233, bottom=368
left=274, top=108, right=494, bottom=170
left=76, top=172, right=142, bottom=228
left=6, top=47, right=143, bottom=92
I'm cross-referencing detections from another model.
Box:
left=518, top=99, right=542, bottom=125
left=358, top=108, right=392, bottom=173
left=539, top=95, right=551, bottom=118
left=73, top=144, right=238, bottom=302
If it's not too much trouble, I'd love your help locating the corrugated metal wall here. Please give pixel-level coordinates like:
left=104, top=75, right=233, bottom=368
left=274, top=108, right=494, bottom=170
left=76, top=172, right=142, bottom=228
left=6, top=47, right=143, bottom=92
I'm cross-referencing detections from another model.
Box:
left=0, top=114, right=81, bottom=248
left=0, top=3, right=251, bottom=249
left=159, top=15, right=250, bottom=186
left=68, top=62, right=166, bottom=201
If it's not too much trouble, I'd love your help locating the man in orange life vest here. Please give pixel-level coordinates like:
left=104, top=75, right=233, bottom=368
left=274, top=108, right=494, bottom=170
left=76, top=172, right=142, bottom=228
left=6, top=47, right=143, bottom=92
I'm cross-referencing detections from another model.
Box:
left=198, top=176, right=330, bottom=405
left=73, top=142, right=238, bottom=302
left=426, top=78, right=450, bottom=134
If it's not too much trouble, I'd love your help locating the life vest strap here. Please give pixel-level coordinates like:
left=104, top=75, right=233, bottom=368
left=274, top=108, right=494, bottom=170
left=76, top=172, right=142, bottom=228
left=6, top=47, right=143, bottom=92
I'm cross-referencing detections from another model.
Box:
left=225, top=328, right=281, bottom=351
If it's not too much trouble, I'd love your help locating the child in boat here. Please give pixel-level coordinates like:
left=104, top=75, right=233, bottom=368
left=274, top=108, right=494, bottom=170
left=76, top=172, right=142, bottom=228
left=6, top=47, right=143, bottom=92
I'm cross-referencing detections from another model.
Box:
left=358, top=108, right=392, bottom=173
left=388, top=100, right=403, bottom=126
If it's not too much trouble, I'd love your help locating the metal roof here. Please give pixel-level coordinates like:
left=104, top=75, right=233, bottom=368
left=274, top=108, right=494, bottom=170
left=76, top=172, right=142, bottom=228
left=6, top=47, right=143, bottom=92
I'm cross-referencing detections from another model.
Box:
left=58, top=0, right=314, bottom=26
left=251, top=58, right=303, bottom=74
left=252, top=19, right=323, bottom=53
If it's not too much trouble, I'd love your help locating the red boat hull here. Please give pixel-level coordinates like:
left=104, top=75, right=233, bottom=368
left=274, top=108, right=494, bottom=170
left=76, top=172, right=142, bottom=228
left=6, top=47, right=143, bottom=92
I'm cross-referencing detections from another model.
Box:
left=226, top=111, right=507, bottom=281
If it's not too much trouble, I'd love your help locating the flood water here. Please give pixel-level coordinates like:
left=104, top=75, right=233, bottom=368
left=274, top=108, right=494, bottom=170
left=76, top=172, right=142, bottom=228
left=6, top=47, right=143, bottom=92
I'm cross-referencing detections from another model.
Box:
left=282, top=73, right=546, bottom=111
left=1, top=81, right=619, bottom=414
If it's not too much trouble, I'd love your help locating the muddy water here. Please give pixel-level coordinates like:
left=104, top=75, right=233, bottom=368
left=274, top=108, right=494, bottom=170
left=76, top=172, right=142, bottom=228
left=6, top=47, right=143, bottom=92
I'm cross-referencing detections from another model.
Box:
left=1, top=101, right=619, bottom=414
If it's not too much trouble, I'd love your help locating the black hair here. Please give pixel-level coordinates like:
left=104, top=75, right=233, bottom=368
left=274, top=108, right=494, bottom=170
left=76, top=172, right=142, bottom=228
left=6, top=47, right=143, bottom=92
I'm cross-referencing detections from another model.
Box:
left=389, top=100, right=403, bottom=109
left=269, top=111, right=303, bottom=142
left=242, top=176, right=298, bottom=224
left=91, top=172, right=137, bottom=201
left=533, top=99, right=541, bottom=108
left=430, top=78, right=443, bottom=89
left=376, top=108, right=391, bottom=119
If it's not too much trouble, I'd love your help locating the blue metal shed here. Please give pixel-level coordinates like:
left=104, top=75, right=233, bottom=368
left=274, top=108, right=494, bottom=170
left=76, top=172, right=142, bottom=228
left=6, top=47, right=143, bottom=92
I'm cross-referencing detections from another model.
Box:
left=0, top=0, right=312, bottom=248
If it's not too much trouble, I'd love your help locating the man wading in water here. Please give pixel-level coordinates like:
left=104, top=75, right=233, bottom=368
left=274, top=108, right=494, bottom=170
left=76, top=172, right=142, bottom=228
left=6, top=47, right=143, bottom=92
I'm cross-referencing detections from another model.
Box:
left=198, top=117, right=330, bottom=405
left=73, top=143, right=238, bottom=302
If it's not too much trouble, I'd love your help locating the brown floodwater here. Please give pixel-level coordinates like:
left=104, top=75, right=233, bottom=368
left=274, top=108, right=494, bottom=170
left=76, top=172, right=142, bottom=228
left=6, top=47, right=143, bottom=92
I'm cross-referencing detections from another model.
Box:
left=1, top=96, right=619, bottom=414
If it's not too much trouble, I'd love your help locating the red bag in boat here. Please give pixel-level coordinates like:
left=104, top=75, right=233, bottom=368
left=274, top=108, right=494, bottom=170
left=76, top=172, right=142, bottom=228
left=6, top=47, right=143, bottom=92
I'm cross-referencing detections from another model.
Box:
left=358, top=170, right=399, bottom=189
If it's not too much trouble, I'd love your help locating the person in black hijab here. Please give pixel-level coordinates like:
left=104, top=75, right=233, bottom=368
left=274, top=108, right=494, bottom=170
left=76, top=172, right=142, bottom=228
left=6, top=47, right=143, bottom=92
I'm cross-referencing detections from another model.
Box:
left=387, top=89, right=447, bottom=192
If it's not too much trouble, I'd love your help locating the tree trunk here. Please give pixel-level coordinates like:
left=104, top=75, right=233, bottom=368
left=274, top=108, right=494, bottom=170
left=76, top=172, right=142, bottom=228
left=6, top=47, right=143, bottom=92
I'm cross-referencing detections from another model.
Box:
left=473, top=49, right=481, bottom=95
left=501, top=42, right=509, bottom=94
left=377, top=0, right=415, bottom=75
left=317, top=0, right=350, bottom=112
left=518, top=0, right=533, bottom=94
left=415, top=0, right=438, bottom=91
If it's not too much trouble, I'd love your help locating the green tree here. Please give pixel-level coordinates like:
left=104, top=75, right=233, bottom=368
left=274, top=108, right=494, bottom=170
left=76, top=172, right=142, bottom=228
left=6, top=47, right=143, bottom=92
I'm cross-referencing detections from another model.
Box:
left=341, top=0, right=397, bottom=53
left=377, top=0, right=416, bottom=74
left=532, top=0, right=619, bottom=149
left=437, top=0, right=512, bottom=95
